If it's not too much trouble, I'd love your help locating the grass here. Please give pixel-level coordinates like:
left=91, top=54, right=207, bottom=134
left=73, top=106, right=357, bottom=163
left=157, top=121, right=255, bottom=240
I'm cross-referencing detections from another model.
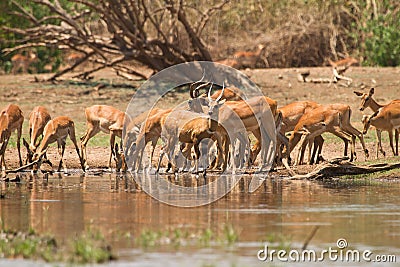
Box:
left=330, top=168, right=400, bottom=184
left=262, top=233, right=292, bottom=251
left=70, top=228, right=114, bottom=264
left=0, top=218, right=244, bottom=263
left=222, top=224, right=238, bottom=246
left=0, top=227, right=57, bottom=262
left=135, top=224, right=240, bottom=250
left=136, top=228, right=193, bottom=249
left=0, top=222, right=115, bottom=264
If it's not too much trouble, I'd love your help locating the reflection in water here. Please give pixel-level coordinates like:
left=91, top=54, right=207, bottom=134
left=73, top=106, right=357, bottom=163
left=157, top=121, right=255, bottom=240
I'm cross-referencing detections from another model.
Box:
left=0, top=173, right=399, bottom=266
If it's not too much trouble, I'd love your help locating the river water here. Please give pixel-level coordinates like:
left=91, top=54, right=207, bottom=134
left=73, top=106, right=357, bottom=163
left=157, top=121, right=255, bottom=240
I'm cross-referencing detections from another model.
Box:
left=1, top=172, right=399, bottom=266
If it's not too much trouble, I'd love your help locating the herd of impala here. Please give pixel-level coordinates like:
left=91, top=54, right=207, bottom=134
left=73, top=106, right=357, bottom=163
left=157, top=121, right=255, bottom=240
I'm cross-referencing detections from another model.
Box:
left=1, top=76, right=400, bottom=177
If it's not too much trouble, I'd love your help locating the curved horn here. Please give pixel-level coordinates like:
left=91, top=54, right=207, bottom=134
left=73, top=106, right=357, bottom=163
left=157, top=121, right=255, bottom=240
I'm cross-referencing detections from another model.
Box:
left=207, top=83, right=214, bottom=102
left=189, top=83, right=198, bottom=99
left=190, top=82, right=200, bottom=98
left=216, top=82, right=225, bottom=102
left=189, top=72, right=205, bottom=98
left=194, top=82, right=211, bottom=98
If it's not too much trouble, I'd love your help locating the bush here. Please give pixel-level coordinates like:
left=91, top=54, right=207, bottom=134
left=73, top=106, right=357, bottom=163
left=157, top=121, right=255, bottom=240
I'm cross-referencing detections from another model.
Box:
left=363, top=14, right=400, bottom=66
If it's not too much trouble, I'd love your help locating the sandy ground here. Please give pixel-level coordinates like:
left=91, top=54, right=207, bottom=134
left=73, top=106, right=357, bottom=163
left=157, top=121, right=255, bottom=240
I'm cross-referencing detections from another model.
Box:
left=0, top=66, right=399, bottom=175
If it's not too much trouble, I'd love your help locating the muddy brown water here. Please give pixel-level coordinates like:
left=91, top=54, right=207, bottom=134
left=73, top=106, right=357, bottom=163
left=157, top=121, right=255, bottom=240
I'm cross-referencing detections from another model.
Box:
left=1, top=172, right=399, bottom=266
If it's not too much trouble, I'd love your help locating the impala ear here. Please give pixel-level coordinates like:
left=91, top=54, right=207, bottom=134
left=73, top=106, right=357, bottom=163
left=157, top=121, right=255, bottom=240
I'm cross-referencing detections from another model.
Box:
left=361, top=115, right=370, bottom=124
left=299, top=127, right=309, bottom=134
left=218, top=99, right=226, bottom=105
left=369, top=87, right=375, bottom=96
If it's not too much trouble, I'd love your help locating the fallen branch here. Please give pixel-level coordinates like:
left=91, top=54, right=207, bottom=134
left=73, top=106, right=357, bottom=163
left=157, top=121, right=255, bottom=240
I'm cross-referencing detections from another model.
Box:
left=289, top=157, right=400, bottom=180
left=282, top=158, right=297, bottom=176
left=297, top=67, right=353, bottom=85
left=332, top=67, right=352, bottom=84
left=302, top=226, right=320, bottom=250
left=5, top=158, right=40, bottom=174
left=297, top=70, right=332, bottom=83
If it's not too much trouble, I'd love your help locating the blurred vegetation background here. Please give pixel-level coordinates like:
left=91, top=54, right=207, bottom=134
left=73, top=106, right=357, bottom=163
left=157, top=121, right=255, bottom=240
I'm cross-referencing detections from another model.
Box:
left=0, top=0, right=399, bottom=75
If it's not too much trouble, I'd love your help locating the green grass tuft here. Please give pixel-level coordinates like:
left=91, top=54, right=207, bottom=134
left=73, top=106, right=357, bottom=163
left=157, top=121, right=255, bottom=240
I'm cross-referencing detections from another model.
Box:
left=0, top=222, right=115, bottom=264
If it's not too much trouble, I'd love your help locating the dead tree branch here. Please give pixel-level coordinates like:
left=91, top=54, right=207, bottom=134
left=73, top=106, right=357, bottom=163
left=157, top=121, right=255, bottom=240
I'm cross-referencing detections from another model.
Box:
left=2, top=0, right=227, bottom=81
left=289, top=157, right=400, bottom=180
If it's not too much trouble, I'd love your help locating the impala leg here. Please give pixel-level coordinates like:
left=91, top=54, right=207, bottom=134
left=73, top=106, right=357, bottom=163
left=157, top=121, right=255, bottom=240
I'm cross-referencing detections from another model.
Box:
left=23, top=138, right=31, bottom=165
left=259, top=122, right=273, bottom=170
left=1, top=153, right=5, bottom=177
left=288, top=131, right=307, bottom=166
left=306, top=137, right=315, bottom=165
left=230, top=136, right=238, bottom=170
left=131, top=134, right=143, bottom=171
left=309, top=138, right=316, bottom=164
left=342, top=124, right=369, bottom=159
left=331, top=128, right=353, bottom=161
left=211, top=136, right=222, bottom=170
left=157, top=135, right=170, bottom=173
left=29, top=127, right=34, bottom=147
left=156, top=146, right=166, bottom=173
left=244, top=134, right=253, bottom=169
left=1, top=154, right=5, bottom=177
left=193, top=140, right=201, bottom=174
left=343, top=138, right=349, bottom=157
left=108, top=132, right=116, bottom=170
left=214, top=133, right=226, bottom=172
left=57, top=140, right=66, bottom=172
left=17, top=122, right=23, bottom=167
left=249, top=128, right=262, bottom=165
left=277, top=132, right=289, bottom=166
left=180, top=143, right=193, bottom=172
left=296, top=133, right=309, bottom=165
left=351, top=135, right=356, bottom=161
left=376, top=130, right=385, bottom=157
left=334, top=136, right=349, bottom=158
left=136, top=136, right=148, bottom=172
left=42, top=134, right=51, bottom=165
left=389, top=130, right=396, bottom=156
left=211, top=134, right=222, bottom=170
left=69, top=127, right=85, bottom=172
left=167, top=138, right=178, bottom=173
left=57, top=140, right=62, bottom=171
left=340, top=131, right=356, bottom=162
left=250, top=140, right=261, bottom=165
left=1, top=141, right=7, bottom=177
left=206, top=139, right=215, bottom=169
left=395, top=129, right=399, bottom=156
left=313, top=135, right=325, bottom=164
left=237, top=133, right=247, bottom=170
left=80, top=124, right=100, bottom=169
left=148, top=140, right=158, bottom=170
